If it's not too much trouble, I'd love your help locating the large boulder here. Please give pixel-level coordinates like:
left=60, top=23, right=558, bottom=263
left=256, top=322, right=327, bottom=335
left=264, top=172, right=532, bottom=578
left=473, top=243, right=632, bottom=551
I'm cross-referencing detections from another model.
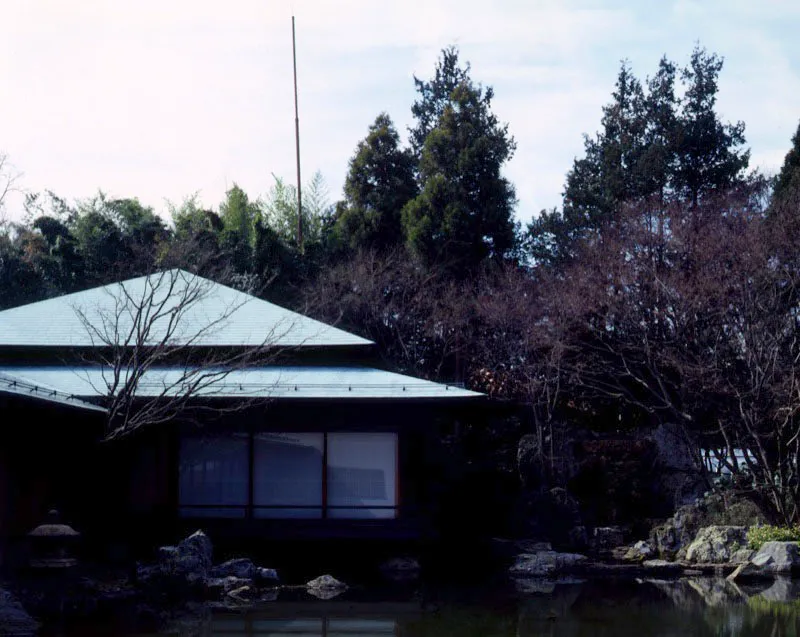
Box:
left=137, top=530, right=214, bottom=593
left=650, top=504, right=704, bottom=560
left=752, top=541, right=800, bottom=573
left=508, top=551, right=588, bottom=577
left=0, top=588, right=38, bottom=636
left=649, top=494, right=765, bottom=561
left=176, top=530, right=213, bottom=574
left=684, top=526, right=748, bottom=564
left=623, top=540, right=655, bottom=562
left=209, top=558, right=256, bottom=580
left=650, top=423, right=706, bottom=507
left=728, top=541, right=800, bottom=581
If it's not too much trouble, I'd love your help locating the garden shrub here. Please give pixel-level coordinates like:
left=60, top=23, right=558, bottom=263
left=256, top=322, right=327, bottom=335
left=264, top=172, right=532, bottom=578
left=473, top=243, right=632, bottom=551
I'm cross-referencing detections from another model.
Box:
left=746, top=524, right=800, bottom=550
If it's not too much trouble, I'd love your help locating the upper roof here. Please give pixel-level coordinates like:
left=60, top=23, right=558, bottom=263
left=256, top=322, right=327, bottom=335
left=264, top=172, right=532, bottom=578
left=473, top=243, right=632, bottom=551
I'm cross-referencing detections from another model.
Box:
left=0, top=269, right=372, bottom=349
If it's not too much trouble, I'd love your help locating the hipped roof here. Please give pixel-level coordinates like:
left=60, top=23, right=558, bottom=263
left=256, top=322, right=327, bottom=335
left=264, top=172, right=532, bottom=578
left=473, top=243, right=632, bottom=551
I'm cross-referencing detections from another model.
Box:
left=0, top=269, right=372, bottom=349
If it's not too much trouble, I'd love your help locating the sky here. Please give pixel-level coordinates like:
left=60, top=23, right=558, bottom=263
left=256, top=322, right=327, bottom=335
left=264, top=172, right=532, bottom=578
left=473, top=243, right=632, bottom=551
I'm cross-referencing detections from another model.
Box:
left=0, top=0, right=798, bottom=225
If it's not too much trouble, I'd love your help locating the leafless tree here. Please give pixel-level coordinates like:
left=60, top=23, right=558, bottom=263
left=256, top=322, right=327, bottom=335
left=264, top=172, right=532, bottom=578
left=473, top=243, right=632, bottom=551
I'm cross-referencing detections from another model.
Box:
left=533, top=187, right=800, bottom=522
left=0, top=153, right=22, bottom=227
left=305, top=248, right=471, bottom=381
left=73, top=268, right=294, bottom=439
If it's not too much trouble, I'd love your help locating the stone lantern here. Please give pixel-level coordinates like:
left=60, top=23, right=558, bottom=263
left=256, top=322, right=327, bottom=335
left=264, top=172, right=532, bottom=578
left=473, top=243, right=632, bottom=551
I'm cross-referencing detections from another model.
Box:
left=28, top=510, right=80, bottom=569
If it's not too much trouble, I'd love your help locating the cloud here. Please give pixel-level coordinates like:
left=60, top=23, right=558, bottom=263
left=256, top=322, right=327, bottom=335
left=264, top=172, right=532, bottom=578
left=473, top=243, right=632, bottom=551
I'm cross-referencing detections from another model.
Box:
left=0, top=0, right=797, bottom=224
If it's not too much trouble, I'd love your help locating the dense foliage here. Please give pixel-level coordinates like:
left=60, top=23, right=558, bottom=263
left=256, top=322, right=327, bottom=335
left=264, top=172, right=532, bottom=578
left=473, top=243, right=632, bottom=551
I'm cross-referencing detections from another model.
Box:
left=3, top=45, right=800, bottom=524
left=747, top=525, right=800, bottom=551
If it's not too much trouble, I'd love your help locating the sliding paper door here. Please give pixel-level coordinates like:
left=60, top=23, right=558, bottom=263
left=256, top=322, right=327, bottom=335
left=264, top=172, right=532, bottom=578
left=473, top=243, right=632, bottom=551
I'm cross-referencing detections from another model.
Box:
left=178, top=435, right=248, bottom=518
left=253, top=433, right=324, bottom=518
left=327, top=433, right=397, bottom=519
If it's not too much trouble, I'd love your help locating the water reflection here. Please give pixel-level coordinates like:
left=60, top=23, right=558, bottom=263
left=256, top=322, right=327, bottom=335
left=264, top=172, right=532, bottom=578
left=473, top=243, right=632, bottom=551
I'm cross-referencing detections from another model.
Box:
left=208, top=616, right=397, bottom=636
left=64, top=577, right=800, bottom=637
left=206, top=580, right=798, bottom=637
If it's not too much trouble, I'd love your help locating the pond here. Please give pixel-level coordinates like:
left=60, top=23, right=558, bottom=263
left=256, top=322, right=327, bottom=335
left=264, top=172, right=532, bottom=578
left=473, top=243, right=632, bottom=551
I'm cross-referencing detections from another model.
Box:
left=47, top=576, right=800, bottom=637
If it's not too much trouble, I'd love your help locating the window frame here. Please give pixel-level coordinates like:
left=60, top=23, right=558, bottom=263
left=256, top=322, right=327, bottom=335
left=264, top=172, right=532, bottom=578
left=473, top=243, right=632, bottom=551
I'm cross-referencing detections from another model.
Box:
left=178, top=430, right=400, bottom=520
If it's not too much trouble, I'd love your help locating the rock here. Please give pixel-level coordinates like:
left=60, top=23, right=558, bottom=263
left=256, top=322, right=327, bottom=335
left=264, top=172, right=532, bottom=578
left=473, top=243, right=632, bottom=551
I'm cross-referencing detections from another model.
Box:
left=650, top=495, right=765, bottom=561
left=256, top=567, right=279, bottom=583
left=508, top=551, right=588, bottom=577
left=177, top=530, right=213, bottom=573
left=751, top=541, right=800, bottom=573
left=509, top=553, right=553, bottom=577
left=729, top=548, right=755, bottom=564
left=136, top=530, right=213, bottom=595
left=307, top=587, right=345, bottom=600
left=210, top=558, right=256, bottom=580
left=157, top=545, right=179, bottom=561
left=306, top=574, right=348, bottom=592
left=173, top=556, right=208, bottom=583
left=514, top=540, right=552, bottom=553
left=650, top=423, right=706, bottom=507
left=650, top=504, right=703, bottom=560
left=306, top=575, right=348, bottom=600
left=623, top=540, right=654, bottom=562
left=729, top=541, right=800, bottom=581
left=684, top=526, right=747, bottom=564
left=0, top=588, right=38, bottom=636
left=641, top=559, right=682, bottom=574
left=591, top=527, right=625, bottom=552
left=226, top=585, right=256, bottom=603
left=205, top=576, right=253, bottom=597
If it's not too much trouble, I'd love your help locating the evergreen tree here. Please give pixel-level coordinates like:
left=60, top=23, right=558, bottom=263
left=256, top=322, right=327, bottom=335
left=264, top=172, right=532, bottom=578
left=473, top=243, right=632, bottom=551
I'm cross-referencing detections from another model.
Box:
left=409, top=46, right=471, bottom=160
left=334, top=113, right=417, bottom=251
left=773, top=120, right=800, bottom=203
left=403, top=74, right=517, bottom=272
left=640, top=57, right=679, bottom=201
left=528, top=46, right=750, bottom=265
left=563, top=61, right=647, bottom=226
left=673, top=46, right=749, bottom=206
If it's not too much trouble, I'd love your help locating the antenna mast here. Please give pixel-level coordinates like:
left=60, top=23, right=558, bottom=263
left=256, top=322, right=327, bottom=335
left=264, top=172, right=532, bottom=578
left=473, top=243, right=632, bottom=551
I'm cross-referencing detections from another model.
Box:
left=292, top=16, right=303, bottom=253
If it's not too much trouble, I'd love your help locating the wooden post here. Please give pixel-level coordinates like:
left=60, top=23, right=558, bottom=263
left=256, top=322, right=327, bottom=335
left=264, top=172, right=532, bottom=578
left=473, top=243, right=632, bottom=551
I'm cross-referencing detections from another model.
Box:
left=292, top=16, right=303, bottom=253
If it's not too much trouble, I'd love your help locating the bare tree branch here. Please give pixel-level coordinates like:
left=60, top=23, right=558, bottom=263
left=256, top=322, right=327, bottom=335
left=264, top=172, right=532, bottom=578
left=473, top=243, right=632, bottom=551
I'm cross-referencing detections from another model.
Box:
left=72, top=269, right=297, bottom=439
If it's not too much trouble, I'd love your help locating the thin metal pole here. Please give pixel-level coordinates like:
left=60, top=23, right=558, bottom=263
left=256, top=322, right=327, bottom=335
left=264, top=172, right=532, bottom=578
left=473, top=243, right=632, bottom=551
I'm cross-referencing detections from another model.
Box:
left=292, top=16, right=303, bottom=253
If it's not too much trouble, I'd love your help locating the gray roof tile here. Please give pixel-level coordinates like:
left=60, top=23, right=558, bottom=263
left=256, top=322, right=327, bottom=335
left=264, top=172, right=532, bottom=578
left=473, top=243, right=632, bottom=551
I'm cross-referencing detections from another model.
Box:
left=0, top=269, right=372, bottom=348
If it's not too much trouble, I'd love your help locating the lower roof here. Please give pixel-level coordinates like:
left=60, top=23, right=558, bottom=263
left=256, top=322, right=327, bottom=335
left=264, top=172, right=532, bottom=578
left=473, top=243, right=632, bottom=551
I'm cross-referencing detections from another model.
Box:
left=0, top=372, right=107, bottom=412
left=0, top=366, right=482, bottom=401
